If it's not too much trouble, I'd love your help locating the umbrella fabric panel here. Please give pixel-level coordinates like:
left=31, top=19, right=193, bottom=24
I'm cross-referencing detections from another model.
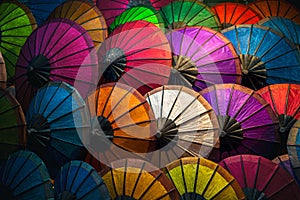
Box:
left=272, top=154, right=298, bottom=184
left=287, top=121, right=300, bottom=184
left=0, top=52, right=6, bottom=89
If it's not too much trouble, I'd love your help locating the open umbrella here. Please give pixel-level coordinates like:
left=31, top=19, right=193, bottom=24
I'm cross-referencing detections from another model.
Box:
left=54, top=161, right=110, bottom=200
left=211, top=2, right=262, bottom=29
left=219, top=155, right=300, bottom=199
left=272, top=154, right=298, bottom=184
left=166, top=26, right=241, bottom=92
left=100, top=158, right=180, bottom=199
left=0, top=52, right=6, bottom=89
left=144, top=85, right=219, bottom=168
left=222, top=24, right=300, bottom=90
left=0, top=0, right=36, bottom=84
left=48, top=0, right=108, bottom=47
left=200, top=0, right=256, bottom=7
left=15, top=18, right=97, bottom=112
left=248, top=0, right=300, bottom=25
left=0, top=150, right=53, bottom=200
left=258, top=17, right=300, bottom=50
left=200, top=84, right=280, bottom=162
left=164, top=157, right=245, bottom=199
left=109, top=5, right=165, bottom=33
left=26, top=81, right=90, bottom=178
left=159, top=0, right=221, bottom=30
left=0, top=88, right=26, bottom=163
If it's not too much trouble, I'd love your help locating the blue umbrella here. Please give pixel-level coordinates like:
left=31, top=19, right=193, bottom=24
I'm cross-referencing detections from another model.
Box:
left=0, top=150, right=53, bottom=200
left=55, top=161, right=110, bottom=200
left=26, top=81, right=90, bottom=178
left=222, top=24, right=300, bottom=90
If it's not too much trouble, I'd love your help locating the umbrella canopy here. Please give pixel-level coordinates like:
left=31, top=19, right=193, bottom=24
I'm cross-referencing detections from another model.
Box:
left=272, top=154, right=298, bottom=184
left=166, top=26, right=241, bottom=91
left=109, top=5, right=165, bottom=33
left=219, top=155, right=300, bottom=199
left=54, top=161, right=110, bottom=200
left=0, top=0, right=36, bottom=84
left=222, top=24, right=300, bottom=90
left=164, top=157, right=245, bottom=199
left=258, top=17, right=300, bottom=50
left=248, top=0, right=300, bottom=25
left=211, top=2, right=262, bottom=29
left=15, top=18, right=96, bottom=112
left=200, top=84, right=280, bottom=162
left=97, top=20, right=172, bottom=94
left=0, top=88, right=26, bottom=163
left=200, top=0, right=256, bottom=7
left=0, top=52, right=6, bottom=89
left=48, top=0, right=108, bottom=47
left=100, top=158, right=180, bottom=199
left=0, top=150, right=53, bottom=200
left=144, top=85, right=219, bottom=168
left=159, top=0, right=221, bottom=30
left=26, top=81, right=90, bottom=178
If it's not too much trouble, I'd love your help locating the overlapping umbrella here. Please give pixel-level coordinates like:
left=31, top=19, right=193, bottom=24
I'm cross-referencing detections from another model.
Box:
left=220, top=155, right=300, bottom=199
left=0, top=150, right=53, bottom=200
left=166, top=26, right=241, bottom=91
left=15, top=18, right=97, bottom=112
left=164, top=157, right=246, bottom=199
left=272, top=154, right=298, bottom=184
left=26, top=81, right=90, bottom=178
left=200, top=84, right=280, bottom=162
left=222, top=24, right=300, bottom=90
left=0, top=0, right=37, bottom=84
left=0, top=52, right=6, bottom=89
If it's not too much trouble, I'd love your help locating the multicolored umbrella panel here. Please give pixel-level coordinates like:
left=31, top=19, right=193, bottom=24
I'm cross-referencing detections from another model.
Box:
left=0, top=52, right=6, bottom=89
left=272, top=154, right=299, bottom=184
left=166, top=26, right=241, bottom=91
left=48, top=0, right=108, bottom=47
left=164, top=157, right=246, bottom=199
left=200, top=84, right=280, bottom=162
left=0, top=0, right=37, bottom=84
left=26, top=81, right=90, bottom=178
left=199, top=0, right=256, bottom=7
left=0, top=150, right=53, bottom=200
left=15, top=18, right=97, bottom=112
left=219, top=155, right=300, bottom=199
left=222, top=24, right=300, bottom=90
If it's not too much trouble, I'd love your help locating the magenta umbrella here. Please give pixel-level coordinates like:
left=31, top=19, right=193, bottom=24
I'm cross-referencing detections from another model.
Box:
left=15, top=18, right=97, bottom=112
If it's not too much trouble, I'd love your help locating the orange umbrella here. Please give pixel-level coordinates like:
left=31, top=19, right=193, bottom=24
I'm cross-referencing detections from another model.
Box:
left=0, top=52, right=6, bottom=89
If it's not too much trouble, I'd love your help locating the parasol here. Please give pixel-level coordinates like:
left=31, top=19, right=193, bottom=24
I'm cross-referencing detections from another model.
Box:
left=0, top=0, right=36, bottom=84
left=15, top=18, right=97, bottom=112
left=200, top=0, right=256, bottom=7
left=100, top=158, right=180, bottom=199
left=211, top=2, right=262, bottom=29
left=144, top=85, right=219, bottom=168
left=159, top=0, right=221, bottom=30
left=26, top=81, right=90, bottom=178
left=0, top=52, right=6, bottom=89
left=219, top=154, right=300, bottom=199
left=54, top=161, right=110, bottom=200
left=272, top=154, right=298, bottom=184
left=166, top=26, right=241, bottom=91
left=222, top=24, right=300, bottom=90
left=200, top=84, right=280, bottom=162
left=248, top=0, right=300, bottom=25
left=0, top=88, right=26, bottom=163
left=0, top=150, right=53, bottom=200
left=164, top=157, right=245, bottom=199
left=48, top=0, right=108, bottom=47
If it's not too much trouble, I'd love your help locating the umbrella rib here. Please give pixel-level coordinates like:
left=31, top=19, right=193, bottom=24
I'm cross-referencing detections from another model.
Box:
left=261, top=49, right=298, bottom=65
left=237, top=103, right=269, bottom=124
left=7, top=153, right=31, bottom=187
left=193, top=42, right=232, bottom=63
left=112, top=120, right=154, bottom=131
left=259, top=165, right=280, bottom=197
left=130, top=162, right=146, bottom=198
left=124, top=42, right=170, bottom=58
left=138, top=172, right=163, bottom=199
left=122, top=160, right=128, bottom=197
left=0, top=124, right=26, bottom=131
left=110, top=168, right=118, bottom=198
left=1, top=17, right=33, bottom=31
left=180, top=159, right=189, bottom=198
left=40, top=22, right=59, bottom=56
left=229, top=3, right=239, bottom=25
left=201, top=165, right=219, bottom=197
left=124, top=65, right=170, bottom=78
left=72, top=163, right=91, bottom=194
left=193, top=158, right=201, bottom=194
left=48, top=47, right=93, bottom=65
left=184, top=3, right=206, bottom=26
left=0, top=6, right=20, bottom=23
left=0, top=104, right=19, bottom=116
left=211, top=179, right=235, bottom=200
left=78, top=179, right=106, bottom=200
left=268, top=179, right=297, bottom=199
left=15, top=180, right=51, bottom=198
left=183, top=27, right=203, bottom=56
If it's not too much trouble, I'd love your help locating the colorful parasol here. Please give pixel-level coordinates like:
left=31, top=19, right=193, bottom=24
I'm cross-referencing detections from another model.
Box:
left=0, top=0, right=36, bottom=84
left=26, top=81, right=90, bottom=178
left=144, top=85, right=219, bottom=168
left=166, top=26, right=241, bottom=91
left=100, top=158, right=180, bottom=199
left=219, top=155, right=300, bottom=199
left=200, top=0, right=256, bottom=7
left=222, top=24, right=300, bottom=90
left=159, top=0, right=221, bottom=30
left=200, top=84, right=280, bottom=162
left=54, top=161, right=110, bottom=200
left=0, top=150, right=53, bottom=200
left=0, top=52, right=6, bottom=89
left=248, top=0, right=300, bottom=25
left=211, top=2, right=262, bottom=29
left=272, top=154, right=298, bottom=184
left=15, top=18, right=97, bottom=112
left=0, top=88, right=26, bottom=163
left=48, top=0, right=108, bottom=47
left=164, top=157, right=245, bottom=199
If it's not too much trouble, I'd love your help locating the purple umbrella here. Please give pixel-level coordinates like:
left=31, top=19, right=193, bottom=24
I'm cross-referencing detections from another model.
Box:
left=200, top=84, right=280, bottom=162
left=166, top=26, right=241, bottom=92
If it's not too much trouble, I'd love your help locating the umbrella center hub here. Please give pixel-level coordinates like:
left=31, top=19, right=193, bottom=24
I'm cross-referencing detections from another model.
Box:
left=57, top=191, right=77, bottom=200
left=116, top=196, right=136, bottom=200
left=222, top=23, right=234, bottom=29
left=169, top=21, right=187, bottom=29
left=155, top=117, right=177, bottom=149
left=97, top=116, right=114, bottom=140
left=27, top=54, right=51, bottom=88
left=243, top=188, right=268, bottom=200
left=181, top=192, right=206, bottom=200
left=127, top=0, right=151, bottom=8
left=0, top=184, right=14, bottom=200
left=171, top=55, right=198, bottom=84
